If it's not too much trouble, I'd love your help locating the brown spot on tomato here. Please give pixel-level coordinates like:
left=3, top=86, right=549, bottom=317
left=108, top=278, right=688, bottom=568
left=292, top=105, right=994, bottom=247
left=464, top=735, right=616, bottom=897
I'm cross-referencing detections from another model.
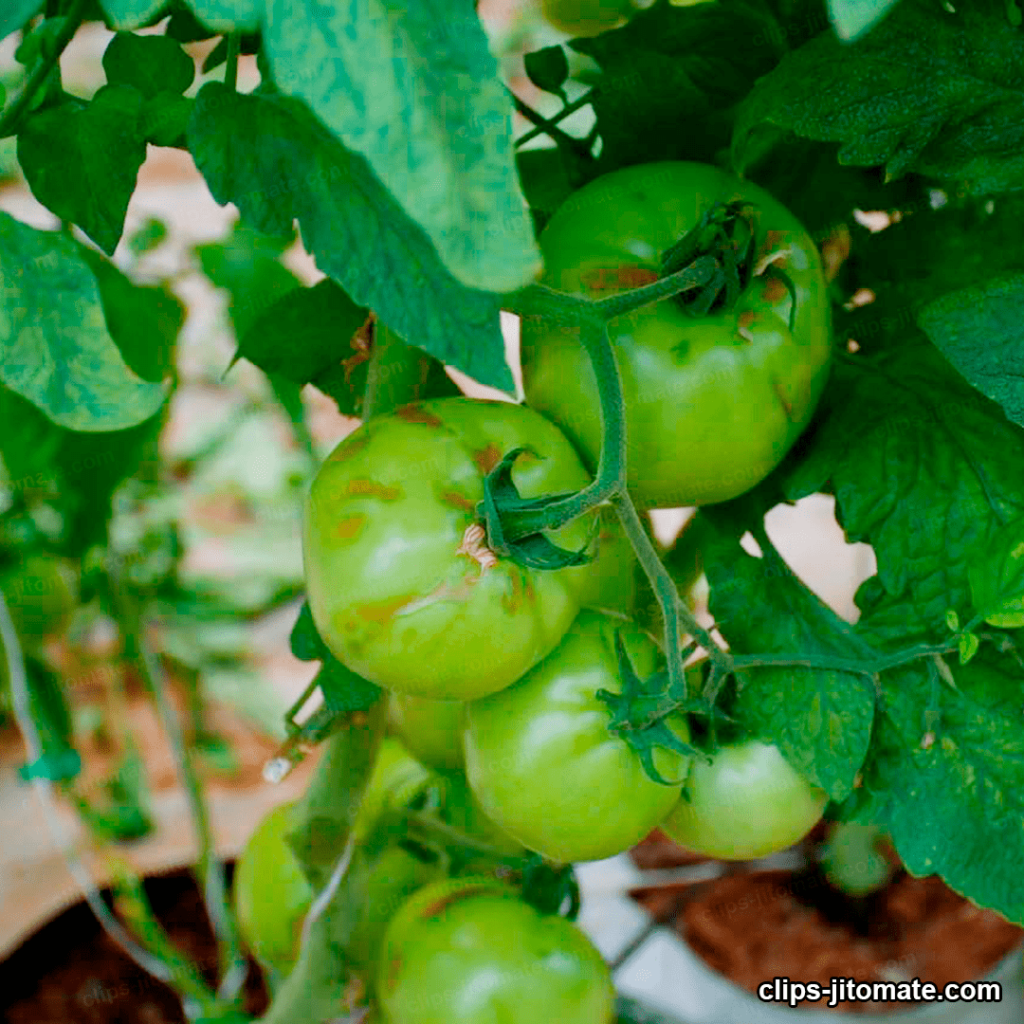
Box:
left=442, top=491, right=476, bottom=513
left=420, top=884, right=496, bottom=920
left=347, top=479, right=401, bottom=500
left=335, top=513, right=367, bottom=540
left=771, top=375, right=795, bottom=422
left=356, top=594, right=417, bottom=624
left=503, top=568, right=526, bottom=615
left=397, top=403, right=443, bottom=427
left=473, top=443, right=503, bottom=474
left=328, top=431, right=371, bottom=462
left=761, top=275, right=789, bottom=304
left=736, top=309, right=757, bottom=343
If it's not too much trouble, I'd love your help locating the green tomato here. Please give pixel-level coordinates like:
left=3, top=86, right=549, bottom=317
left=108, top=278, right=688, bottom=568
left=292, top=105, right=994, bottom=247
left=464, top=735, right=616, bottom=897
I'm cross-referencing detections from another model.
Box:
left=520, top=161, right=833, bottom=509
left=540, top=0, right=636, bottom=37
left=378, top=877, right=615, bottom=1024
left=303, top=397, right=601, bottom=700
left=573, top=505, right=642, bottom=617
left=388, top=692, right=465, bottom=774
left=464, top=608, right=691, bottom=863
left=662, top=739, right=828, bottom=859
left=354, top=737, right=433, bottom=842
left=0, top=554, right=77, bottom=650
left=233, top=802, right=313, bottom=976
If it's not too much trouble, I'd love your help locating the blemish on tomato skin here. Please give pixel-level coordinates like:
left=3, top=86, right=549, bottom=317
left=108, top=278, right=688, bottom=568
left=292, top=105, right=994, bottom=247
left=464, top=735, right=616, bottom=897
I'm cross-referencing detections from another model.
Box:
left=397, top=403, right=443, bottom=427
left=419, top=885, right=496, bottom=920
left=355, top=594, right=418, bottom=624
left=347, top=478, right=402, bottom=500
left=328, top=431, right=371, bottom=462
left=771, top=375, right=796, bottom=422
left=441, top=491, right=476, bottom=513
left=736, top=309, right=757, bottom=343
left=473, top=443, right=504, bottom=474
left=761, top=275, right=789, bottom=304
left=335, top=513, right=367, bottom=540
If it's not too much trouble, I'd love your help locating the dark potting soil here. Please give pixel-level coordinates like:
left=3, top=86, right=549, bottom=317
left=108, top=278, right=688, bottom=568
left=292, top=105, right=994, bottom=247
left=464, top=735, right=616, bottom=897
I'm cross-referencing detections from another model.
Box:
left=0, top=868, right=270, bottom=1024
left=632, top=869, right=1024, bottom=1015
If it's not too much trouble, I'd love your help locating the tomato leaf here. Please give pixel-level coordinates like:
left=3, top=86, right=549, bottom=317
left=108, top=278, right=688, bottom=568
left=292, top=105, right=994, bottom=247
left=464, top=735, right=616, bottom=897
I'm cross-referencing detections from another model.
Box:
left=700, top=516, right=876, bottom=802
left=102, top=31, right=195, bottom=98
left=0, top=212, right=167, bottom=430
left=847, top=648, right=1024, bottom=925
left=188, top=84, right=513, bottom=394
left=98, top=0, right=168, bottom=30
left=785, top=342, right=1024, bottom=643
left=572, top=0, right=784, bottom=172
left=234, top=279, right=370, bottom=416
left=734, top=1, right=1024, bottom=194
left=261, top=0, right=540, bottom=293
left=183, top=0, right=261, bottom=32
left=0, top=0, right=42, bottom=40
left=17, top=85, right=148, bottom=254
left=523, top=46, right=570, bottom=96
left=968, top=514, right=1024, bottom=627
left=917, top=275, right=1024, bottom=433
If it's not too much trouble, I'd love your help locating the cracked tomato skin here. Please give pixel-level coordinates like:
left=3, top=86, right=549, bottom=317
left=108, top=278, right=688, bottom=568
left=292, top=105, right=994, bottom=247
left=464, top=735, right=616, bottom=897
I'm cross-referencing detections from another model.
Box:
left=520, top=161, right=833, bottom=509
left=463, top=608, right=691, bottom=863
left=378, top=877, right=615, bottom=1024
left=303, top=397, right=601, bottom=701
left=661, top=739, right=828, bottom=860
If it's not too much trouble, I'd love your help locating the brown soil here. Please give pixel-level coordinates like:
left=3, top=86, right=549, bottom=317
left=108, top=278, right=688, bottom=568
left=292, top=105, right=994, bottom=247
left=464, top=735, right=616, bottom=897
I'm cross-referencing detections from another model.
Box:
left=632, top=869, right=1024, bottom=1015
left=0, top=868, right=270, bottom=1024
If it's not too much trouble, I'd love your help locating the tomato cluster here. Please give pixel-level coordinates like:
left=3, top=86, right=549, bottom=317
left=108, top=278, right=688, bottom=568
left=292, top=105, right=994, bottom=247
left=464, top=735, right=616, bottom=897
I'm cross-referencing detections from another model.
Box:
left=284, top=161, right=833, bottom=1021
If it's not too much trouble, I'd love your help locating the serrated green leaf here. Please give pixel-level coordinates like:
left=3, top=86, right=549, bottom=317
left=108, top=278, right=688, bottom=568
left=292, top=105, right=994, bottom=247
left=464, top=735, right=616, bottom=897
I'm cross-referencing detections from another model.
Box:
left=142, top=92, right=193, bottom=147
left=188, top=84, right=512, bottom=392
left=523, top=45, right=570, bottom=94
left=786, top=343, right=1024, bottom=642
left=98, top=0, right=167, bottom=30
left=852, top=650, right=1024, bottom=924
left=826, top=0, right=899, bottom=41
left=17, top=85, right=148, bottom=254
left=261, top=0, right=540, bottom=293
left=77, top=246, right=182, bottom=382
left=918, top=276, right=1024, bottom=432
left=734, top=2, right=1024, bottom=194
left=185, top=0, right=261, bottom=31
left=573, top=0, right=784, bottom=172
left=234, top=278, right=369, bottom=414
left=0, top=212, right=167, bottom=431
left=102, top=31, right=195, bottom=98
left=1, top=0, right=43, bottom=41
left=701, top=519, right=876, bottom=802
left=968, top=514, right=1024, bottom=627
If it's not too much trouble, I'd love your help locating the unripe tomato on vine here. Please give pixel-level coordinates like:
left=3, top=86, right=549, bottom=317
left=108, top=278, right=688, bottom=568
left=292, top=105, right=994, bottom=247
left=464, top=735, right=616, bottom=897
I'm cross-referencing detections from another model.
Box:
left=377, top=877, right=615, bottom=1024
left=520, top=161, right=833, bottom=510
left=464, top=608, right=693, bottom=863
left=302, top=397, right=606, bottom=701
left=662, top=739, right=828, bottom=859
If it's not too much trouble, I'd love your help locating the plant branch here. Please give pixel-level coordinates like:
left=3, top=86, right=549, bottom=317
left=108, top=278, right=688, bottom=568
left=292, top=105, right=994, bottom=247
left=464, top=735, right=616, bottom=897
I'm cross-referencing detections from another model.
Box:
left=0, top=592, right=215, bottom=1015
left=0, top=0, right=88, bottom=139
left=224, top=33, right=241, bottom=92
left=516, top=92, right=593, bottom=148
left=508, top=88, right=591, bottom=158
left=109, top=564, right=248, bottom=1004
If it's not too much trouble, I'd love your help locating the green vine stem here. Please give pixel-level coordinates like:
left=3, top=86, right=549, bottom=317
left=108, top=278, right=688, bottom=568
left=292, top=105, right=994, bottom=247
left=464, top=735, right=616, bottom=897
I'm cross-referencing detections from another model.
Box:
left=224, top=33, right=241, bottom=92
left=515, top=92, right=594, bottom=148
left=108, top=564, right=248, bottom=1005
left=0, top=0, right=89, bottom=139
left=508, top=89, right=591, bottom=159
left=0, top=592, right=218, bottom=1016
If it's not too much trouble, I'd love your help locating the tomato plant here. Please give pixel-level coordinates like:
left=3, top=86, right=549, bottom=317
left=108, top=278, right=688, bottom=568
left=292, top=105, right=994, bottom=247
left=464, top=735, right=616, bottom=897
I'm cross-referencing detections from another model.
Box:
left=303, top=397, right=602, bottom=700
left=377, top=877, right=615, bottom=1024
left=387, top=692, right=465, bottom=774
left=520, top=161, right=833, bottom=509
left=661, top=740, right=828, bottom=860
left=353, top=736, right=433, bottom=841
left=464, top=609, right=691, bottom=863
